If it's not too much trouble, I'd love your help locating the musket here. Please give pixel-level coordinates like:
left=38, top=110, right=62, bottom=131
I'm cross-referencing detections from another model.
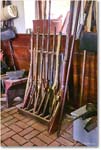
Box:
left=33, top=27, right=40, bottom=112
left=48, top=94, right=61, bottom=133
left=27, top=33, right=41, bottom=110
left=22, top=32, right=34, bottom=108
left=23, top=48, right=32, bottom=106
left=45, top=0, right=51, bottom=84
left=41, top=31, right=62, bottom=117
left=34, top=32, right=45, bottom=113
left=57, top=1, right=81, bottom=136
left=41, top=0, right=52, bottom=115
left=35, top=33, right=45, bottom=113
left=50, top=26, right=56, bottom=86
left=35, top=3, right=46, bottom=113
left=35, top=28, right=40, bottom=89
left=36, top=0, right=51, bottom=115
left=40, top=26, right=56, bottom=116
left=48, top=1, right=75, bottom=134
left=26, top=47, right=35, bottom=110
left=57, top=1, right=92, bottom=136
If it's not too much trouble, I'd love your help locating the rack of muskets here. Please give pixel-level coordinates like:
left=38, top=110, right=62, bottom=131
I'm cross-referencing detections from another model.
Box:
left=18, top=27, right=63, bottom=120
left=18, top=0, right=63, bottom=133
left=18, top=1, right=95, bottom=135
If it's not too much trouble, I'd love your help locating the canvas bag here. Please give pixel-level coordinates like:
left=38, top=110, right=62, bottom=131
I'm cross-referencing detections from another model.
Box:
left=79, top=1, right=97, bottom=52
left=0, top=4, right=18, bottom=21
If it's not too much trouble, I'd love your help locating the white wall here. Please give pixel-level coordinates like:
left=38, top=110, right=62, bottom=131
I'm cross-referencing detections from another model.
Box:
left=12, top=0, right=26, bottom=33
left=24, top=0, right=35, bottom=31
left=12, top=0, right=35, bottom=33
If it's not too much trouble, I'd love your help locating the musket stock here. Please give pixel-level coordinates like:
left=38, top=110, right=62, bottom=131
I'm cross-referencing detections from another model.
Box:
left=26, top=37, right=36, bottom=110
left=48, top=95, right=61, bottom=134
left=33, top=28, right=40, bottom=112
left=35, top=33, right=45, bottom=114
left=22, top=32, right=34, bottom=108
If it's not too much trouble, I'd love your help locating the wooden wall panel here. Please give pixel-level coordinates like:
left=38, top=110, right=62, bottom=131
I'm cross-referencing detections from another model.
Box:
left=1, top=34, right=66, bottom=70
left=1, top=34, right=97, bottom=107
left=1, top=34, right=30, bottom=70
left=72, top=42, right=97, bottom=107
left=33, top=20, right=62, bottom=33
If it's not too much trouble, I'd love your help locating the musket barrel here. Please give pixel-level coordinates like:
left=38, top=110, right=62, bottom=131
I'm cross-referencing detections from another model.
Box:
left=57, top=1, right=81, bottom=136
left=50, top=26, right=56, bottom=86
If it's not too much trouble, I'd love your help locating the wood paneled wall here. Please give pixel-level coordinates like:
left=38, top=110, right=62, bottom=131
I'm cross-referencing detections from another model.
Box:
left=1, top=34, right=97, bottom=107
left=1, top=34, right=66, bottom=70
left=1, top=34, right=30, bottom=70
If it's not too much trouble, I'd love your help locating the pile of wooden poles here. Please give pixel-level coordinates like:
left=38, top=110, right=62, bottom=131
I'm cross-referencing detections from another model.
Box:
left=20, top=0, right=97, bottom=136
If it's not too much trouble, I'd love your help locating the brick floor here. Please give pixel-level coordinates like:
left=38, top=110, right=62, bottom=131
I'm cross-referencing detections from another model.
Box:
left=19, top=127, right=34, bottom=136
left=1, top=106, right=85, bottom=147
left=49, top=141, right=61, bottom=146
left=30, top=137, right=47, bottom=146
left=22, top=142, right=33, bottom=146
left=1, top=131, right=16, bottom=141
left=1, top=127, right=11, bottom=135
left=24, top=130, right=40, bottom=140
left=12, top=134, right=27, bottom=145
left=4, top=118, right=18, bottom=126
left=9, top=124, right=23, bottom=133
left=56, top=136, right=74, bottom=146
left=37, top=133, right=54, bottom=144
left=31, top=122, right=47, bottom=131
left=3, top=138, right=19, bottom=146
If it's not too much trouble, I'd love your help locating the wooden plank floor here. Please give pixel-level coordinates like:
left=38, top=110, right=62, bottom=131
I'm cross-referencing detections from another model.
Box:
left=1, top=106, right=85, bottom=147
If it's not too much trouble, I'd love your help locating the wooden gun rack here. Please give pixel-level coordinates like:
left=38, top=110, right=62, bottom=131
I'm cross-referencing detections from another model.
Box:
left=18, top=33, right=63, bottom=126
left=18, top=107, right=49, bottom=125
